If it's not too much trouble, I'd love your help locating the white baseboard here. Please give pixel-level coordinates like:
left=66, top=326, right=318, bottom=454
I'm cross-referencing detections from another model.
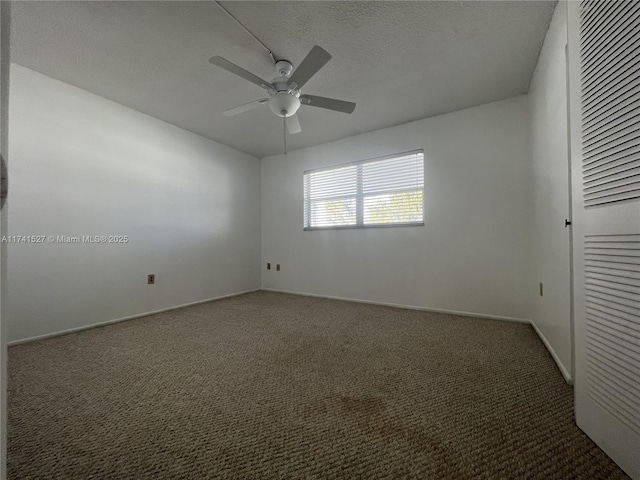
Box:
left=530, top=321, right=573, bottom=385
left=8, top=289, right=260, bottom=346
left=261, top=288, right=532, bottom=324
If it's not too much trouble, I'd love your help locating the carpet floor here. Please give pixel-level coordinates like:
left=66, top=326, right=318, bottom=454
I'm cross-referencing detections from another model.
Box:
left=8, top=291, right=629, bottom=479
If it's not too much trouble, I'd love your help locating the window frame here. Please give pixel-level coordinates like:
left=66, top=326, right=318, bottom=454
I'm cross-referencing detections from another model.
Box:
left=303, top=149, right=425, bottom=231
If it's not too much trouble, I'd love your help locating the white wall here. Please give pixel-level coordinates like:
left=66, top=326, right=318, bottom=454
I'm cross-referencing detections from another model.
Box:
left=262, top=96, right=532, bottom=321
left=6, top=65, right=261, bottom=342
left=0, top=1, right=10, bottom=476
left=528, top=1, right=572, bottom=382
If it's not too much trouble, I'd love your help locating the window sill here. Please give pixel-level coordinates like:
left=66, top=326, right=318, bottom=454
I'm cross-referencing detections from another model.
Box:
left=304, top=222, right=424, bottom=231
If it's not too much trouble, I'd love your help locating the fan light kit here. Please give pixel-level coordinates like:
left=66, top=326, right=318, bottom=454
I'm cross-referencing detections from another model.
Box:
left=209, top=45, right=356, bottom=152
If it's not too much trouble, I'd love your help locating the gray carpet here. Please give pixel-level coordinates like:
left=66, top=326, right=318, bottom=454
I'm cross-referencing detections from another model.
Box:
left=8, top=291, right=629, bottom=479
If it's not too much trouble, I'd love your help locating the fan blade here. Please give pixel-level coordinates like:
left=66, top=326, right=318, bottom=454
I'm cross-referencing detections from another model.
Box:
left=209, top=56, right=274, bottom=90
left=300, top=94, right=356, bottom=114
left=288, top=45, right=331, bottom=88
left=287, top=114, right=302, bottom=134
left=223, top=99, right=269, bottom=116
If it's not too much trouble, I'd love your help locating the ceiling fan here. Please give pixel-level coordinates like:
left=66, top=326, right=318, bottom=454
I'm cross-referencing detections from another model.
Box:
left=209, top=45, right=356, bottom=136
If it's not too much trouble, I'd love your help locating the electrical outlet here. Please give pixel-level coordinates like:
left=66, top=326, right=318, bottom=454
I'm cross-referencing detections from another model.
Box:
left=267, top=263, right=271, bottom=270
left=276, top=264, right=281, bottom=271
left=148, top=274, right=155, bottom=285
left=539, top=282, right=543, bottom=297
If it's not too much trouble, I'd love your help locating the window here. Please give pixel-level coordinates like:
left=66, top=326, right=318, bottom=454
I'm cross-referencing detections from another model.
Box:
left=303, top=150, right=424, bottom=230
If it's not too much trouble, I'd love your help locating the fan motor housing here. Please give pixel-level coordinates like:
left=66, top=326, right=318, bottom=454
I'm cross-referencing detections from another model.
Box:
left=269, top=92, right=301, bottom=117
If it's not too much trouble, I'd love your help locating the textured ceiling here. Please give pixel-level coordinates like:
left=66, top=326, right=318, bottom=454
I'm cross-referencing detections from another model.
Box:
left=10, top=1, right=556, bottom=158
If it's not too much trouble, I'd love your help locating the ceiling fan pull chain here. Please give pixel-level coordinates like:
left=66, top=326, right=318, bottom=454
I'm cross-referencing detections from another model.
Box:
left=283, top=114, right=287, bottom=155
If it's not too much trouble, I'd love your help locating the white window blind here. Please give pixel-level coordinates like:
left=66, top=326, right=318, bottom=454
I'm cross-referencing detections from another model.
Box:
left=304, top=150, right=424, bottom=230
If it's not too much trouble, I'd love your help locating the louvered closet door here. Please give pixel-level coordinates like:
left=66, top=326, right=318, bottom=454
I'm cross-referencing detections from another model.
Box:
left=567, top=1, right=640, bottom=478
